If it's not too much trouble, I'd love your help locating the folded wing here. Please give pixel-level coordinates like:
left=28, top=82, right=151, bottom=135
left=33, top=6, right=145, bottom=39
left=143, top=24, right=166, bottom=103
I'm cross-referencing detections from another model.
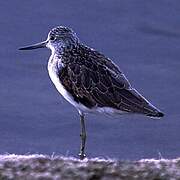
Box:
left=59, top=45, right=163, bottom=117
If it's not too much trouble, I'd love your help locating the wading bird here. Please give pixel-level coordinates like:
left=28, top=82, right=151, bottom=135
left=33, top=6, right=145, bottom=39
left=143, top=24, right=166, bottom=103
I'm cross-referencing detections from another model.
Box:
left=19, top=26, right=164, bottom=159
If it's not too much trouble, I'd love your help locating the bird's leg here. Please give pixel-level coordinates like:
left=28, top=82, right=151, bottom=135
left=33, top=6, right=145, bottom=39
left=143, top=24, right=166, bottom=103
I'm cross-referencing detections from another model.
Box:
left=79, top=113, right=86, bottom=160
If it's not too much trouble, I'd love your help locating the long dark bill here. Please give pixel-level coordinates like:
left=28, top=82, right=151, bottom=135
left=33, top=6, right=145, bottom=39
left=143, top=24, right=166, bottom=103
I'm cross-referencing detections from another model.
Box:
left=19, top=40, right=47, bottom=50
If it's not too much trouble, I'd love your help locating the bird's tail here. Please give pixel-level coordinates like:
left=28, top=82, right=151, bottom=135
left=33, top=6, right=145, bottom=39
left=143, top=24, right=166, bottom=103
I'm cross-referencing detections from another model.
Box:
left=142, top=100, right=164, bottom=119
left=146, top=109, right=164, bottom=118
left=129, top=89, right=164, bottom=119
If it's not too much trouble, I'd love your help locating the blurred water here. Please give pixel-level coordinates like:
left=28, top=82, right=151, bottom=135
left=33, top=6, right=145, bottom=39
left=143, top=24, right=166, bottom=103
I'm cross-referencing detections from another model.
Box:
left=0, top=0, right=180, bottom=160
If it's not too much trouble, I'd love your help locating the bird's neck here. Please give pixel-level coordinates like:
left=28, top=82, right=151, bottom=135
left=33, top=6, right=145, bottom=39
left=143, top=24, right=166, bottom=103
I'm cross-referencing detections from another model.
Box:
left=48, top=41, right=80, bottom=68
left=48, top=50, right=64, bottom=73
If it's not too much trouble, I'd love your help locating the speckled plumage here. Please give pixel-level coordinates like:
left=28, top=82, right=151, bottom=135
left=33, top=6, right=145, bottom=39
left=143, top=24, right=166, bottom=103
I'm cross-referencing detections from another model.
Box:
left=47, top=26, right=163, bottom=117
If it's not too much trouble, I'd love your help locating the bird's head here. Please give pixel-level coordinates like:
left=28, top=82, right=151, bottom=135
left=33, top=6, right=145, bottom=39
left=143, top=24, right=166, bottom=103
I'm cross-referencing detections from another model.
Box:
left=19, top=26, right=79, bottom=53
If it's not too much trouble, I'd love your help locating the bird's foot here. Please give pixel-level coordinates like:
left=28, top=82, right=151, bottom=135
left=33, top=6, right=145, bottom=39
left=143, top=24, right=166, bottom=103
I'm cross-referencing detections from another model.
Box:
left=78, top=152, right=86, bottom=160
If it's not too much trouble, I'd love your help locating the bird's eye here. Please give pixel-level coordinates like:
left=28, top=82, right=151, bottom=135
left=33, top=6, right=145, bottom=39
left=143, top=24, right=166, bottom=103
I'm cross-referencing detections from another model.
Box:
left=50, top=36, right=55, bottom=41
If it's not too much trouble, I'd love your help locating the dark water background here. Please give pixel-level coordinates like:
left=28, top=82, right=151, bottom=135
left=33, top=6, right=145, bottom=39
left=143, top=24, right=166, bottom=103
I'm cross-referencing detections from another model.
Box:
left=0, top=0, right=180, bottom=160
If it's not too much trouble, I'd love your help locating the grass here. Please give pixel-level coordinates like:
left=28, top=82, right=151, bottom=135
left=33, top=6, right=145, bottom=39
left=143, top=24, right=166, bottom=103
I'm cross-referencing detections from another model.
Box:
left=0, top=154, right=179, bottom=179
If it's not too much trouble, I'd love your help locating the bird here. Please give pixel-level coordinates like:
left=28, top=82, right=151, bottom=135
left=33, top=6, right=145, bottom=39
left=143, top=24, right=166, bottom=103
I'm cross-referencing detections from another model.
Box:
left=19, top=26, right=164, bottom=160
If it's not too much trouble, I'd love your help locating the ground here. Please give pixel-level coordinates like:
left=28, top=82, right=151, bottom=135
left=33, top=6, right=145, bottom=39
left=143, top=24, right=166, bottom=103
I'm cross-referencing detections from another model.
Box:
left=0, top=154, right=179, bottom=180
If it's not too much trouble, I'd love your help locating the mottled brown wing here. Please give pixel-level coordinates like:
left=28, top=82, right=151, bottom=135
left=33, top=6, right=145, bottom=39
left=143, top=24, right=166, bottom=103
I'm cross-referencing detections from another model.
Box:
left=60, top=45, right=158, bottom=115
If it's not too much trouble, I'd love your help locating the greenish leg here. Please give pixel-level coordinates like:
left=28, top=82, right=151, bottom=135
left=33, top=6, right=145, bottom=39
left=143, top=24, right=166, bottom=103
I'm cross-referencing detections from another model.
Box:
left=79, top=113, right=86, bottom=160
